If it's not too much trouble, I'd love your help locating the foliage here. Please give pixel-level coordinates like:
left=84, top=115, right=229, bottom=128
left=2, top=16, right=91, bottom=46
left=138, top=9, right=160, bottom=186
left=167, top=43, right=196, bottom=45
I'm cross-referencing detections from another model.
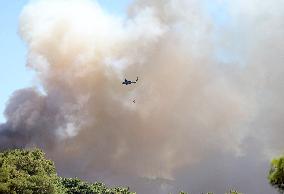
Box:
left=269, top=155, right=284, bottom=193
left=0, top=148, right=135, bottom=194
left=60, top=177, right=135, bottom=194
left=0, top=148, right=247, bottom=194
left=0, top=148, right=65, bottom=194
left=177, top=190, right=242, bottom=194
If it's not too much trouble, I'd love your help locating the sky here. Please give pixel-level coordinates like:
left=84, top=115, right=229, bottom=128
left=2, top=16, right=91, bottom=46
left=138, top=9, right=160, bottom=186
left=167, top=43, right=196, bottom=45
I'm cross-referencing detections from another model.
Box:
left=0, top=0, right=132, bottom=122
left=0, top=0, right=30, bottom=122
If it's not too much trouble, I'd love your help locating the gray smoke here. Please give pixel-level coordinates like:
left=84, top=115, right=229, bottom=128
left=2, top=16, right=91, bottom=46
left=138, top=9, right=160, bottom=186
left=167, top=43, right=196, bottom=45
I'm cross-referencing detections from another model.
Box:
left=0, top=0, right=283, bottom=193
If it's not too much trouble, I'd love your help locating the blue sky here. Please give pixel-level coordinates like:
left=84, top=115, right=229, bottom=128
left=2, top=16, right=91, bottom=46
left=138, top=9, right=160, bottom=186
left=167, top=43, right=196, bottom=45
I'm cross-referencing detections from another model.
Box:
left=0, top=0, right=30, bottom=123
left=0, top=0, right=132, bottom=123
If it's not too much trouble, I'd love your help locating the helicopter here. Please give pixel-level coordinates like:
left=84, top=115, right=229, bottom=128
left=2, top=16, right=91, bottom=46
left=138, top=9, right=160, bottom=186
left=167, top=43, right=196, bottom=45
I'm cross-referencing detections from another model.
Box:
left=122, top=77, right=138, bottom=85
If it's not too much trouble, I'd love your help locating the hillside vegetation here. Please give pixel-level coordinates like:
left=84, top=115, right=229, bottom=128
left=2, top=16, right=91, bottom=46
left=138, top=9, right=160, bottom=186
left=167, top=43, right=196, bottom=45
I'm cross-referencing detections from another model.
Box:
left=0, top=148, right=282, bottom=194
left=0, top=149, right=134, bottom=194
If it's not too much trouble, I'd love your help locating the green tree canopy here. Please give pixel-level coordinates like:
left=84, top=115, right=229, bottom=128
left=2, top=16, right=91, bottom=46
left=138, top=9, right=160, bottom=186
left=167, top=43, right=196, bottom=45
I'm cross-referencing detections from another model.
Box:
left=0, top=148, right=135, bottom=194
left=269, top=155, right=284, bottom=193
left=0, top=148, right=65, bottom=194
left=61, top=177, right=135, bottom=194
left=0, top=148, right=246, bottom=194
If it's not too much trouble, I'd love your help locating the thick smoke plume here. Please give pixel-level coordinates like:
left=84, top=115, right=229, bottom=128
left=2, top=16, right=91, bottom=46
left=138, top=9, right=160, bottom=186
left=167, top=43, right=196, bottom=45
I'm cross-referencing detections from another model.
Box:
left=1, top=0, right=284, bottom=193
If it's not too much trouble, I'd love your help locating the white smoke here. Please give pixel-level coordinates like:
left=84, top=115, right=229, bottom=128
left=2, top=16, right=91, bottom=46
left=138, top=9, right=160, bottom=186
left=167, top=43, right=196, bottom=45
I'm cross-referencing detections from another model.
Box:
left=1, top=0, right=283, bottom=193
